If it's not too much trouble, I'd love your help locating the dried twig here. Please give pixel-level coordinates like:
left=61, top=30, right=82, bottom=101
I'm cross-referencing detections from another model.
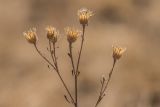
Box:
left=95, top=59, right=116, bottom=107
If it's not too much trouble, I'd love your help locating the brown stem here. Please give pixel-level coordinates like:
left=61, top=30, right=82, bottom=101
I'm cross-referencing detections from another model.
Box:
left=76, top=25, right=85, bottom=74
left=69, top=43, right=76, bottom=75
left=101, top=59, right=116, bottom=94
left=52, top=43, right=75, bottom=105
left=48, top=40, right=56, bottom=65
left=34, top=43, right=74, bottom=105
left=74, top=74, right=78, bottom=107
left=95, top=59, right=117, bottom=107
left=74, top=25, right=86, bottom=107
left=34, top=44, right=56, bottom=70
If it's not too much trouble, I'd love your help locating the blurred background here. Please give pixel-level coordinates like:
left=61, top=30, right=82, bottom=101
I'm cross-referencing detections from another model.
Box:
left=0, top=0, right=160, bottom=107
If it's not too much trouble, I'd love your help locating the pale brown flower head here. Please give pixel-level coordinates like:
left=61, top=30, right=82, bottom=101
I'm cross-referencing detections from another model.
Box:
left=112, top=46, right=126, bottom=60
left=46, top=26, right=59, bottom=43
left=77, top=8, right=94, bottom=25
left=65, top=27, right=81, bottom=43
left=23, top=28, right=37, bottom=44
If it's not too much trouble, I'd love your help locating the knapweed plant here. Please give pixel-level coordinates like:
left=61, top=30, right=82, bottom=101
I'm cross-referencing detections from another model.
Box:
left=23, top=8, right=126, bottom=107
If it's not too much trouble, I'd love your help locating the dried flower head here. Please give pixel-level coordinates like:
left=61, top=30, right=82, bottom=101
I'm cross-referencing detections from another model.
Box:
left=65, top=27, right=81, bottom=43
left=112, top=46, right=126, bottom=60
left=46, top=26, right=59, bottom=43
left=77, top=8, right=94, bottom=26
left=23, top=28, right=37, bottom=44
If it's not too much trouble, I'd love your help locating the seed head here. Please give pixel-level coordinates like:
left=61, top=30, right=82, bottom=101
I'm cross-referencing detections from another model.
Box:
left=65, top=27, right=81, bottom=43
left=112, top=46, right=126, bottom=60
left=23, top=28, right=37, bottom=44
left=77, top=8, right=94, bottom=26
left=46, top=26, right=59, bottom=44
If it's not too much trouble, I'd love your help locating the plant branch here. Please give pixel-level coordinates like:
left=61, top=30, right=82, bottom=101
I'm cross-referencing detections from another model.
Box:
left=69, top=43, right=76, bottom=75
left=34, top=44, right=56, bottom=70
left=95, top=59, right=117, bottom=107
left=48, top=40, right=56, bottom=65
left=34, top=43, right=74, bottom=105
left=76, top=25, right=85, bottom=74
left=74, top=25, right=86, bottom=107
left=52, top=43, right=75, bottom=105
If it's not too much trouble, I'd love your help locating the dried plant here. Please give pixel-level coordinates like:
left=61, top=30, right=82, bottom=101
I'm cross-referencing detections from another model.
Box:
left=23, top=7, right=126, bottom=107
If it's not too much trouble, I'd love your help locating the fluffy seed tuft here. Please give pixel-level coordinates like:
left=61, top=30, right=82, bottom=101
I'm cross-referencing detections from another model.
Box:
left=112, top=46, right=126, bottom=60
left=46, top=26, right=59, bottom=44
left=23, top=28, right=37, bottom=44
left=77, top=8, right=94, bottom=26
left=65, top=27, right=81, bottom=43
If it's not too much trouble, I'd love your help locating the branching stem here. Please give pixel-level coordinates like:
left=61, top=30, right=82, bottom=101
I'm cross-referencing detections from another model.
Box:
left=95, top=59, right=117, bottom=107
left=69, top=43, right=76, bottom=75
left=34, top=43, right=75, bottom=105
left=34, top=44, right=56, bottom=70
left=48, top=40, right=56, bottom=64
left=52, top=42, right=75, bottom=105
left=74, top=25, right=86, bottom=107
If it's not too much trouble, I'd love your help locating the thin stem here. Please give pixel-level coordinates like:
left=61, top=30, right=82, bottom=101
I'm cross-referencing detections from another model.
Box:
left=95, top=59, right=117, bottom=107
left=52, top=43, right=57, bottom=68
left=76, top=25, right=85, bottom=73
left=34, top=43, right=74, bottom=105
left=95, top=81, right=105, bottom=107
left=74, top=25, right=86, bottom=107
left=48, top=40, right=56, bottom=64
left=99, top=78, right=105, bottom=98
left=74, top=75, right=78, bottom=107
left=69, top=43, right=76, bottom=75
left=101, top=59, right=116, bottom=94
left=57, top=70, right=75, bottom=104
left=52, top=43, right=75, bottom=105
left=34, top=44, right=56, bottom=70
